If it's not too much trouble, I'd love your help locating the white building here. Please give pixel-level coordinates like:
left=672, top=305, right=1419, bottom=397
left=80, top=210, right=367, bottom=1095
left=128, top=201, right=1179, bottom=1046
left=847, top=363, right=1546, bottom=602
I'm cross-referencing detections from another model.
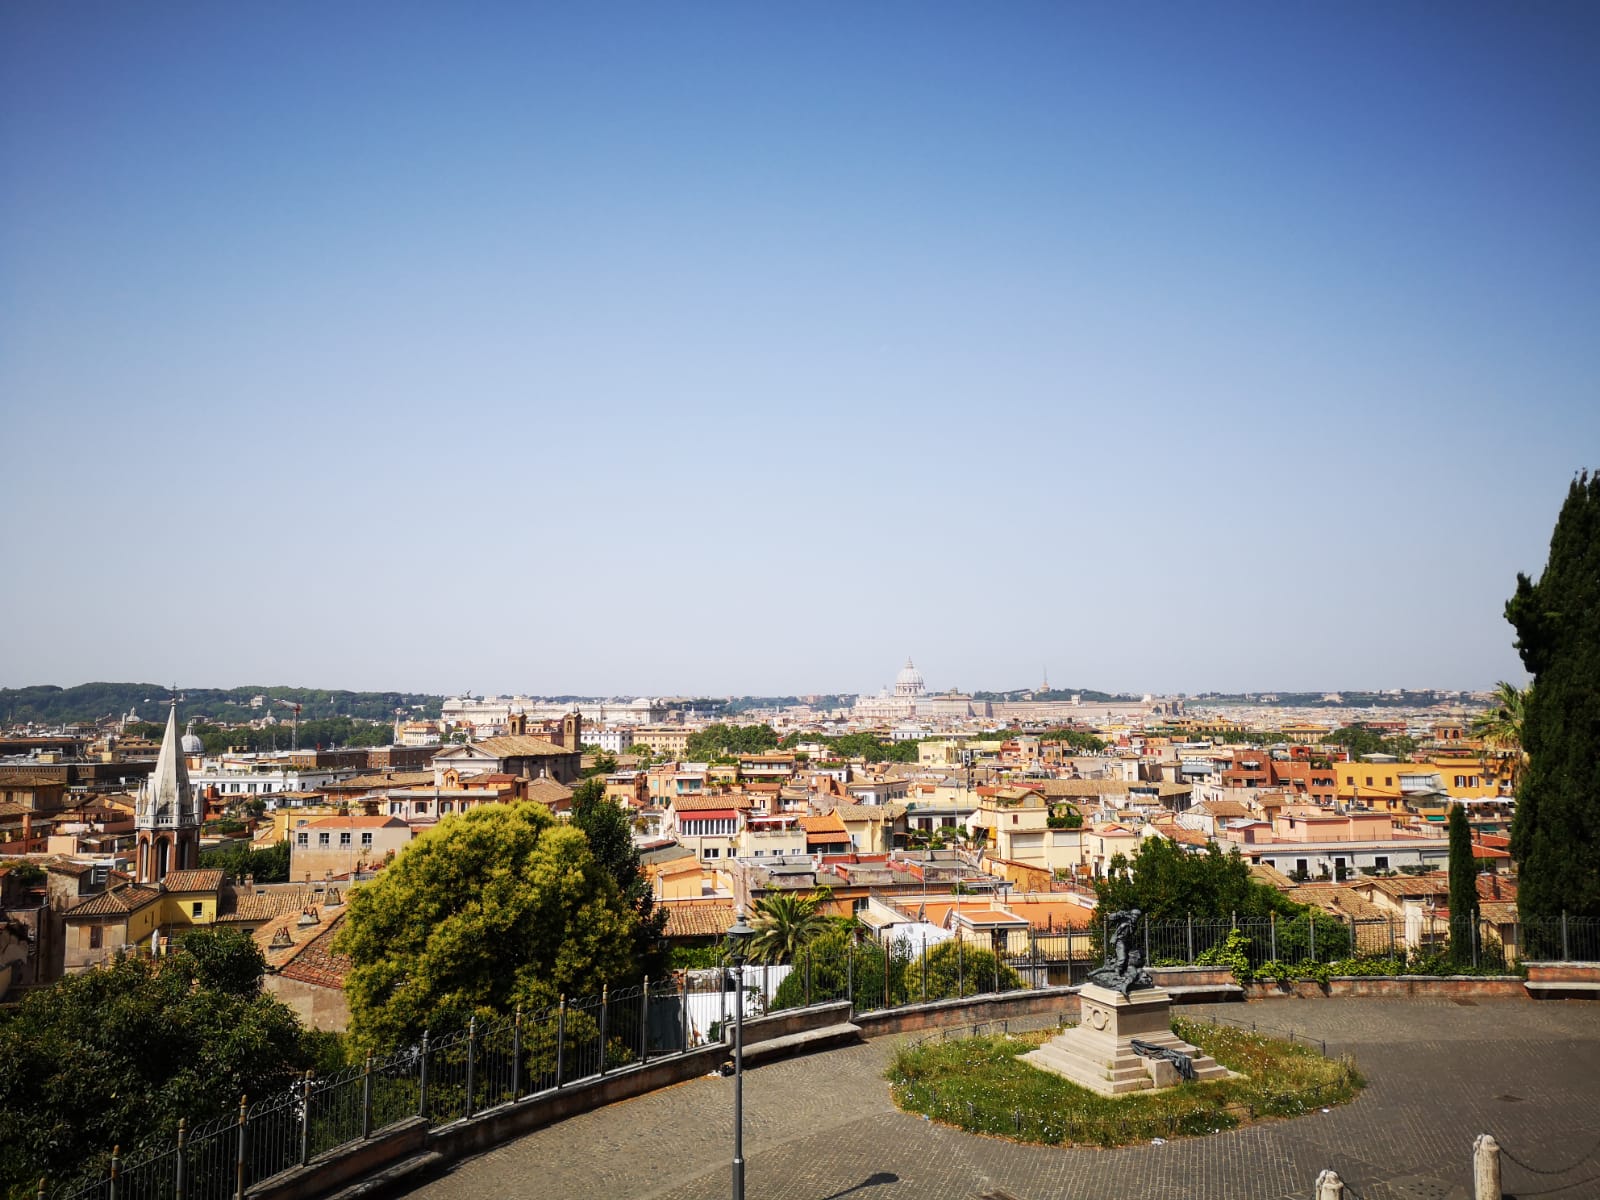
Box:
left=441, top=695, right=669, bottom=733
left=581, top=725, right=636, bottom=754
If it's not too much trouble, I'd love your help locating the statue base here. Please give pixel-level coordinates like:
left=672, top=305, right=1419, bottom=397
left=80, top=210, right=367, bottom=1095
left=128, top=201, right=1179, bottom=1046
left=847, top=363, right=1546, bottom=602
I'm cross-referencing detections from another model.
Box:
left=1023, top=984, right=1232, bottom=1096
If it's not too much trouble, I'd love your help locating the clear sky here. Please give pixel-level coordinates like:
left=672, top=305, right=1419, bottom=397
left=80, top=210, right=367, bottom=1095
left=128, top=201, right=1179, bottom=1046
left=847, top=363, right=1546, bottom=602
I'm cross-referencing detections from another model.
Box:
left=2, top=2, right=1596, bottom=698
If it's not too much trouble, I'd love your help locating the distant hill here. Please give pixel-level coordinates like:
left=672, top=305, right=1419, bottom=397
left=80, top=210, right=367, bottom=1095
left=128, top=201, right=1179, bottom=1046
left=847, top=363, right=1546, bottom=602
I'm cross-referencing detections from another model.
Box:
left=0, top=683, right=444, bottom=726
left=1191, top=690, right=1483, bottom=708
left=973, top=687, right=1128, bottom=702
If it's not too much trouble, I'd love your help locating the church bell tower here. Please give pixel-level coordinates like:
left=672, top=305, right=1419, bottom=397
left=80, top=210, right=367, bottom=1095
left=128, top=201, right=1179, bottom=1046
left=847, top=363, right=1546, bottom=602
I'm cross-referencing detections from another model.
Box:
left=136, top=701, right=203, bottom=883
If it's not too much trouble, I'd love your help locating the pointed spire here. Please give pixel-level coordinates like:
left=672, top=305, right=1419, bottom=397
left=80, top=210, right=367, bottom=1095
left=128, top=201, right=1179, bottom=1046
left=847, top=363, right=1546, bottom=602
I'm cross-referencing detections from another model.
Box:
left=140, top=700, right=197, bottom=829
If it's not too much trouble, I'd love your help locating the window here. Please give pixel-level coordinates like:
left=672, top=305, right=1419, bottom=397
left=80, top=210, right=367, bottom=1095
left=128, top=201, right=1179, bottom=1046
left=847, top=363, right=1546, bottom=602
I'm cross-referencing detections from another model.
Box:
left=297, top=832, right=308, bottom=846
left=1296, top=859, right=1308, bottom=876
left=191, top=901, right=204, bottom=918
left=703, top=847, right=719, bottom=859
left=89, top=925, right=103, bottom=949
left=361, top=832, right=373, bottom=846
left=1385, top=777, right=1392, bottom=786
left=340, top=832, right=351, bottom=846
left=1365, top=776, right=1373, bottom=786
left=318, top=832, right=330, bottom=847
left=1375, top=856, right=1389, bottom=870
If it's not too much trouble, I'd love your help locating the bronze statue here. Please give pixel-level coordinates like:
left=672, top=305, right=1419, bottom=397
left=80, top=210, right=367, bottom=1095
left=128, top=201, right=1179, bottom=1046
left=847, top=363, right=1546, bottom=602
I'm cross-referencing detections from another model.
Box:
left=1086, top=907, right=1155, bottom=997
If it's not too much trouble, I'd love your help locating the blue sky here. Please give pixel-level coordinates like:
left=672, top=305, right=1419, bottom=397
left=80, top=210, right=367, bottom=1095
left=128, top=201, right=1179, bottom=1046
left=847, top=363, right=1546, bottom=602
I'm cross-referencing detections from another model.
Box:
left=3, top=2, right=1596, bottom=698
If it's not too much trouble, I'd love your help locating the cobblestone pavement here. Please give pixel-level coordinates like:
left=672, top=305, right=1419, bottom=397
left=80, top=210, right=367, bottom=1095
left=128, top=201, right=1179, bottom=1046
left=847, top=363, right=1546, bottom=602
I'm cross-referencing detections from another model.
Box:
left=402, top=999, right=1600, bottom=1200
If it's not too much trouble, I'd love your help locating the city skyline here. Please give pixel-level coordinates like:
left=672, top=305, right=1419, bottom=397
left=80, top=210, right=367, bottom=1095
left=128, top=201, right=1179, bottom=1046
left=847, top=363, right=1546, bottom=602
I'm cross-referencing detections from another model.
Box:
left=3, top=3, right=1594, bottom=696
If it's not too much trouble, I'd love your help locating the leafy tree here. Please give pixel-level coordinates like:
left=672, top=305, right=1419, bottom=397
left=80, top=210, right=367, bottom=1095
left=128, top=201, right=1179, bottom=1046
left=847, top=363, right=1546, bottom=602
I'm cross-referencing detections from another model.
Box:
left=1506, top=471, right=1600, bottom=922
left=570, top=778, right=666, bottom=978
left=1093, top=836, right=1297, bottom=922
left=747, top=890, right=831, bottom=964
left=920, top=939, right=1023, bottom=999
left=201, top=839, right=290, bottom=883
left=683, top=723, right=780, bottom=761
left=334, top=802, right=639, bottom=1050
left=1447, top=802, right=1480, bottom=960
left=0, top=930, right=307, bottom=1193
left=1324, top=726, right=1418, bottom=760
left=1035, top=729, right=1109, bottom=752
left=583, top=749, right=619, bottom=776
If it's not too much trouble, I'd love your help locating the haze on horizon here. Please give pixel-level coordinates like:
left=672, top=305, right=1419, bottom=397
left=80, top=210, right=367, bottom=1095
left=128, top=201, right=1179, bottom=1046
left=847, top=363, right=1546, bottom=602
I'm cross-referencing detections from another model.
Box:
left=3, top=3, right=1595, bottom=700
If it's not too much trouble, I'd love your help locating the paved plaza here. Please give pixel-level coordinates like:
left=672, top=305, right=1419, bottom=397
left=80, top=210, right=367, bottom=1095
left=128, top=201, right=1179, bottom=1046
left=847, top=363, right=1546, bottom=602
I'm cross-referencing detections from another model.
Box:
left=403, top=998, right=1600, bottom=1200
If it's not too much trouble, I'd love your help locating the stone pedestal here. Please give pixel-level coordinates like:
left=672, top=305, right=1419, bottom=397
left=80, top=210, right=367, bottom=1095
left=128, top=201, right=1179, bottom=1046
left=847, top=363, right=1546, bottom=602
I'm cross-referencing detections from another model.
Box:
left=1023, top=984, right=1232, bottom=1096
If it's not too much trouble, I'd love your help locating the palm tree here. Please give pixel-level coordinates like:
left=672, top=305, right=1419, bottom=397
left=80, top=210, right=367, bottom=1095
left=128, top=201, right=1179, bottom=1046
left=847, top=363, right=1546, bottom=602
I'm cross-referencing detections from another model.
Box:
left=747, top=889, right=831, bottom=963
left=1470, top=680, right=1530, bottom=792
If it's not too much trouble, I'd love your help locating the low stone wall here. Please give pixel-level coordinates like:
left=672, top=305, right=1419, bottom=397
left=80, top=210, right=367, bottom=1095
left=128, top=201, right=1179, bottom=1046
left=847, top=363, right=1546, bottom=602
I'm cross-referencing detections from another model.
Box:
left=1244, top=975, right=1525, bottom=1000
left=1524, top=961, right=1600, bottom=998
left=854, top=987, right=1078, bottom=1037
left=247, top=1119, right=428, bottom=1200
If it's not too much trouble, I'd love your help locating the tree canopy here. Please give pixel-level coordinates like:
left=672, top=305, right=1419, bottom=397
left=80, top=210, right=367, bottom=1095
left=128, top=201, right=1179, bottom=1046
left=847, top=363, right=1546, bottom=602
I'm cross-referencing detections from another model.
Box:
left=1323, top=726, right=1418, bottom=760
left=0, top=929, right=308, bottom=1193
left=683, top=723, right=780, bottom=761
left=1093, top=836, right=1298, bottom=921
left=334, top=802, right=639, bottom=1050
left=570, top=778, right=666, bottom=978
left=1447, top=801, right=1479, bottom=953
left=200, top=838, right=290, bottom=883
left=1507, top=470, right=1600, bottom=921
left=747, top=890, right=831, bottom=964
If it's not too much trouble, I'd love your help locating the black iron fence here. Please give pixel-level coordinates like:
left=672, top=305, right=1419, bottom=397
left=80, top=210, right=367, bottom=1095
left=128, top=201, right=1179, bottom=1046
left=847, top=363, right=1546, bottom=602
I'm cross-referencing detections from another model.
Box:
left=47, top=911, right=1600, bottom=1200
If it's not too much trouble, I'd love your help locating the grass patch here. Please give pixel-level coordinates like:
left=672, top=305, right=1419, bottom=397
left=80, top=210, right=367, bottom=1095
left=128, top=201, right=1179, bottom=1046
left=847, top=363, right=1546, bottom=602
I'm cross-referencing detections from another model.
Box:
left=886, top=1017, right=1363, bottom=1147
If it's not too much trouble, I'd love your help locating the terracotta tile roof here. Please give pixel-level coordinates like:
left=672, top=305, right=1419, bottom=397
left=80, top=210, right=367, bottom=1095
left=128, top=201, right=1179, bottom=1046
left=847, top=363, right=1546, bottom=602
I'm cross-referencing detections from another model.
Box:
left=1284, top=884, right=1390, bottom=921
left=277, top=912, right=352, bottom=989
left=672, top=794, right=755, bottom=812
left=161, top=868, right=224, bottom=893
left=331, top=771, right=435, bottom=790
left=306, top=815, right=410, bottom=829
left=218, top=883, right=321, bottom=923
left=1480, top=900, right=1519, bottom=926
left=799, top=813, right=848, bottom=834
left=67, top=882, right=162, bottom=918
left=1250, top=862, right=1295, bottom=889
left=660, top=899, right=736, bottom=939
left=523, top=778, right=574, bottom=804
left=469, top=735, right=575, bottom=759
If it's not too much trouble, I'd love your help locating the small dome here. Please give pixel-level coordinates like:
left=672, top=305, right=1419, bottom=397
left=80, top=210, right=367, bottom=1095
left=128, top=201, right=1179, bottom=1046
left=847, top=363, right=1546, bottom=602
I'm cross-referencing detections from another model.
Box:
left=180, top=720, right=204, bottom=755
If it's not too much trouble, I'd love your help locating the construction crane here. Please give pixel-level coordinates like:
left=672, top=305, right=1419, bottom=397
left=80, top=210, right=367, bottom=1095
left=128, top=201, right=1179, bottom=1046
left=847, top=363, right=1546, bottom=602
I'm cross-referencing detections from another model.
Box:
left=273, top=699, right=303, bottom=751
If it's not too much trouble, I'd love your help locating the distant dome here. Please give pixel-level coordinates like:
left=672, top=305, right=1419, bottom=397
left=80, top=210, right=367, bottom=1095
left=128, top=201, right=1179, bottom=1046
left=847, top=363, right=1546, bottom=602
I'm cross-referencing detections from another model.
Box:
left=180, top=720, right=204, bottom=755
left=894, top=658, right=926, bottom=698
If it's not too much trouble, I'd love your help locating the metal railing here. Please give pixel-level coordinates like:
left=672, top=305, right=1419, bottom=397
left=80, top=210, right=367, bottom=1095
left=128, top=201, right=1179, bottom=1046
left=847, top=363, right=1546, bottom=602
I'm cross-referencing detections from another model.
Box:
left=48, top=911, right=1600, bottom=1199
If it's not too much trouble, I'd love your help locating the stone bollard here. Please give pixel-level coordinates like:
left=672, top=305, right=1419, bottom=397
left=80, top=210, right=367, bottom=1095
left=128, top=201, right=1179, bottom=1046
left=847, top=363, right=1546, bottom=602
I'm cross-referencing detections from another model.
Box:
left=1315, top=1168, right=1344, bottom=1199
left=1474, top=1134, right=1501, bottom=1200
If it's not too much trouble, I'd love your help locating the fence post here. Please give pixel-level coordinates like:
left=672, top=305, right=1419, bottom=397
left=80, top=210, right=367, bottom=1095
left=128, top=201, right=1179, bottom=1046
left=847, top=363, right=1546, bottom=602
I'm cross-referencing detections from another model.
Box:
left=234, top=1096, right=247, bottom=1200
left=921, top=938, right=927, bottom=1002
left=680, top=978, right=690, bottom=1052
left=299, top=1070, right=313, bottom=1165
left=1310, top=916, right=1316, bottom=962
left=174, top=1119, right=186, bottom=1200
left=1389, top=916, right=1396, bottom=960
left=598, top=987, right=609, bottom=1077
left=640, top=979, right=650, bottom=1065
left=555, top=998, right=566, bottom=1087
left=1347, top=916, right=1356, bottom=960
left=1562, top=911, right=1570, bottom=959
left=1473, top=1133, right=1501, bottom=1200
left=1186, top=913, right=1194, bottom=965
left=1314, top=1167, right=1344, bottom=1198
left=1230, top=910, right=1237, bottom=932
left=846, top=942, right=855, bottom=1013
left=37, top=1178, right=46, bottom=1200
left=465, top=1016, right=478, bottom=1116
left=1143, top=918, right=1150, bottom=970
left=804, top=948, right=812, bottom=1007
left=108, top=1147, right=120, bottom=1200
left=1471, top=919, right=1479, bottom=969
left=957, top=938, right=965, bottom=995
left=511, top=1007, right=523, bottom=1099
left=1030, top=928, right=1038, bottom=986
left=883, top=942, right=891, bottom=1010
left=361, top=1052, right=374, bottom=1138
left=1270, top=912, right=1277, bottom=962
left=418, top=1031, right=430, bottom=1119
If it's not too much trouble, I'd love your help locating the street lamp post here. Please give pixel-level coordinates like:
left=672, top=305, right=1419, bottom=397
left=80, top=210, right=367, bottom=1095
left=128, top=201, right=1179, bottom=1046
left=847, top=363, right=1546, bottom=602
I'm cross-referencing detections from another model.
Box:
left=724, top=913, right=755, bottom=1200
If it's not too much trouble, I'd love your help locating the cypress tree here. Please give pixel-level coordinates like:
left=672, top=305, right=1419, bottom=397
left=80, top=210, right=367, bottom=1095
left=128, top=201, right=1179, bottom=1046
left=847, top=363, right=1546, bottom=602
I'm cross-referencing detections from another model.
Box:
left=1447, top=801, right=1479, bottom=959
left=1505, top=471, right=1600, bottom=923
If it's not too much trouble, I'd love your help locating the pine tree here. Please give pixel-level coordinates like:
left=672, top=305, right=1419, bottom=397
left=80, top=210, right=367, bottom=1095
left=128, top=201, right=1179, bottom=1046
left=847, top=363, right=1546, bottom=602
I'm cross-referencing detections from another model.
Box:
left=1447, top=802, right=1479, bottom=960
left=1505, top=471, right=1600, bottom=923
